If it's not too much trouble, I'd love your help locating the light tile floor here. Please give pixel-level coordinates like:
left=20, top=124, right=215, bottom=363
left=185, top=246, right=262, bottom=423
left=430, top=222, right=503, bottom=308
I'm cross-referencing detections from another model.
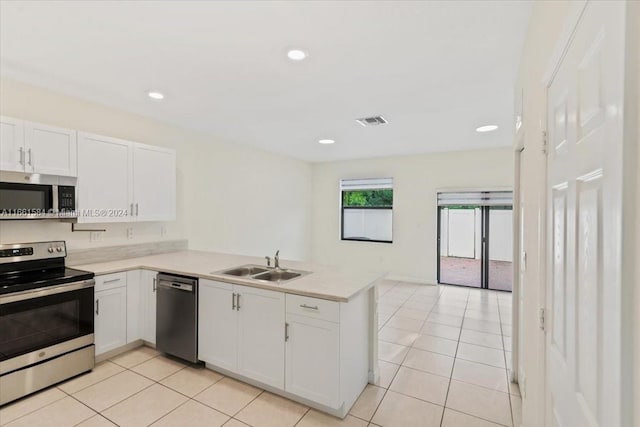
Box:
left=0, top=281, right=519, bottom=427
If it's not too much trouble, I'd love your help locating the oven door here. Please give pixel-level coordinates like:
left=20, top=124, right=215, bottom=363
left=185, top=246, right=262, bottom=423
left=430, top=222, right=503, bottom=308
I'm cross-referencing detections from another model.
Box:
left=0, top=280, right=94, bottom=373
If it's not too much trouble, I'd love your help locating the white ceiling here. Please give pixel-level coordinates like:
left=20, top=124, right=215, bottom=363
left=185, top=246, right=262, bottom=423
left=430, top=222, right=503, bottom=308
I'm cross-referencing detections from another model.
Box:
left=0, top=1, right=532, bottom=162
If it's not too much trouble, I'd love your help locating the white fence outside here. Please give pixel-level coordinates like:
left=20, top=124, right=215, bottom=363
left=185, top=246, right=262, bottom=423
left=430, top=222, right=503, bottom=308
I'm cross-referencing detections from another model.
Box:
left=343, top=208, right=392, bottom=241
left=440, top=208, right=512, bottom=262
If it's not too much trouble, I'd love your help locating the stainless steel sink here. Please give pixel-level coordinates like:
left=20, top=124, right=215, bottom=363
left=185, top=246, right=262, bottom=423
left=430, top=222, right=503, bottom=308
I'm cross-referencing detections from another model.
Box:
left=253, top=270, right=302, bottom=282
left=213, top=264, right=309, bottom=283
left=219, top=265, right=269, bottom=277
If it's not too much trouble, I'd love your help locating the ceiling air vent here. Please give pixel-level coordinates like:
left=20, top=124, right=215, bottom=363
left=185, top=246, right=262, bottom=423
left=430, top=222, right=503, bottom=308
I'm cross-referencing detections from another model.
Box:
left=356, top=115, right=388, bottom=127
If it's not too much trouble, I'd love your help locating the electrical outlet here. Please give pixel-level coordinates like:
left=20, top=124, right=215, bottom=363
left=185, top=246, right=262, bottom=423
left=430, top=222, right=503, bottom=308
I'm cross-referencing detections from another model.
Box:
left=161, top=226, right=167, bottom=237
left=127, top=228, right=134, bottom=240
left=90, top=231, right=103, bottom=242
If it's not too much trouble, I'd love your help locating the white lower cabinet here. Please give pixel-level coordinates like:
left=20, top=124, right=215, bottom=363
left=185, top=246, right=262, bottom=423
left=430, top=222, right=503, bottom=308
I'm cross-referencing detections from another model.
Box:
left=95, top=273, right=127, bottom=355
left=95, top=270, right=158, bottom=355
left=198, top=280, right=237, bottom=371
left=285, top=313, right=340, bottom=408
left=198, top=280, right=285, bottom=389
left=141, top=270, right=158, bottom=344
left=236, top=285, right=285, bottom=389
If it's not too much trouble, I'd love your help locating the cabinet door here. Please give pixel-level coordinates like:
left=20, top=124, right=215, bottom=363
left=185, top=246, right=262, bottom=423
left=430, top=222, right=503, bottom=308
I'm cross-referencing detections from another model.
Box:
left=285, top=314, right=340, bottom=408
left=141, top=270, right=158, bottom=344
left=77, top=132, right=133, bottom=223
left=236, top=285, right=285, bottom=389
left=0, top=116, right=25, bottom=172
left=132, top=143, right=176, bottom=221
left=95, top=286, right=127, bottom=355
left=24, top=122, right=77, bottom=176
left=198, top=280, right=237, bottom=371
left=126, top=270, right=143, bottom=343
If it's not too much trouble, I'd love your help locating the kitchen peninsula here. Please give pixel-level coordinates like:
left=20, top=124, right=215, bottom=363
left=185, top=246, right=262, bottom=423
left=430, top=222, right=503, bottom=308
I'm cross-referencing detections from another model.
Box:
left=73, top=250, right=383, bottom=418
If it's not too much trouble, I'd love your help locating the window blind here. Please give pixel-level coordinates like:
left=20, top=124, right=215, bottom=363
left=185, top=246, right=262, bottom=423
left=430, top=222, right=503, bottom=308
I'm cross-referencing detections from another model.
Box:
left=437, top=191, right=513, bottom=207
left=340, top=178, right=393, bottom=190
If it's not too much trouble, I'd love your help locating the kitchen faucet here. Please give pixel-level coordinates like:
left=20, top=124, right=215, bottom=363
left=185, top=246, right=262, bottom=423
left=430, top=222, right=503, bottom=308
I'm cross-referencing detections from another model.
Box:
left=274, top=250, right=280, bottom=270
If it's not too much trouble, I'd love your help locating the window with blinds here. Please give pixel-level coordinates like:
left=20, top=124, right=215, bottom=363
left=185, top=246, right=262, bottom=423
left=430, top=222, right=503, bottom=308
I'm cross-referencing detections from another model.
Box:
left=340, top=178, right=393, bottom=243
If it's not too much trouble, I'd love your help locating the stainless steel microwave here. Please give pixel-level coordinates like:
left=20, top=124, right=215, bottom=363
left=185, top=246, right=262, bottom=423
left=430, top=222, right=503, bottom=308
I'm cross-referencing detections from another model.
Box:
left=0, top=174, right=77, bottom=220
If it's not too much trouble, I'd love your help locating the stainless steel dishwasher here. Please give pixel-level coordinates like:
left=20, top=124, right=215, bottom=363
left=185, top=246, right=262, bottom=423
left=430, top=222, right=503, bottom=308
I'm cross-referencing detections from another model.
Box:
left=156, top=273, right=198, bottom=363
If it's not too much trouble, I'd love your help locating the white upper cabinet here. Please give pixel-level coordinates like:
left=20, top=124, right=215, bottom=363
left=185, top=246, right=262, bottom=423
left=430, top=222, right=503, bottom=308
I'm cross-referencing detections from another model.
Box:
left=0, top=117, right=77, bottom=176
left=24, top=122, right=77, bottom=176
left=77, top=132, right=176, bottom=223
left=77, top=132, right=133, bottom=223
left=133, top=143, right=176, bottom=222
left=0, top=116, right=25, bottom=172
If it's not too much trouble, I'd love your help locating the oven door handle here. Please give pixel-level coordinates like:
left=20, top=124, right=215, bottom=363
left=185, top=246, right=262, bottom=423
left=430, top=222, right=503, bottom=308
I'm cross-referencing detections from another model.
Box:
left=0, top=279, right=95, bottom=305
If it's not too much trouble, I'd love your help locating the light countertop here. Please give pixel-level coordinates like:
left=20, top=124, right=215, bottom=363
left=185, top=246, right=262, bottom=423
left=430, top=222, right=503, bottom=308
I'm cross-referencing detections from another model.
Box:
left=71, top=250, right=385, bottom=302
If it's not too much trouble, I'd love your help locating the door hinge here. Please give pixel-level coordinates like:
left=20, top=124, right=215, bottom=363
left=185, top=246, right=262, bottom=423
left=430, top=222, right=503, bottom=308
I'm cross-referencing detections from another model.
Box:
left=539, top=308, right=545, bottom=331
left=542, top=130, right=548, bottom=155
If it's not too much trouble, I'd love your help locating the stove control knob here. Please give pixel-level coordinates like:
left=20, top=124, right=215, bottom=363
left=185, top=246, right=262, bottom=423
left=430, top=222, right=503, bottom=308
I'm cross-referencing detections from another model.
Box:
left=48, top=247, right=54, bottom=253
left=56, top=246, right=63, bottom=252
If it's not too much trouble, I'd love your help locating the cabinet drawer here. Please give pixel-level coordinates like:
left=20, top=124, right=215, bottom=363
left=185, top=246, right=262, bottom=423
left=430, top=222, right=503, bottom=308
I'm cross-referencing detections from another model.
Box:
left=286, top=294, right=339, bottom=323
left=95, top=272, right=127, bottom=292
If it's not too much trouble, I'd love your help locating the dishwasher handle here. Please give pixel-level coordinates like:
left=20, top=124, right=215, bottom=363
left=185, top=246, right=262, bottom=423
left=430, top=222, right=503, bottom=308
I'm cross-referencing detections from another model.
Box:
left=157, top=280, right=194, bottom=292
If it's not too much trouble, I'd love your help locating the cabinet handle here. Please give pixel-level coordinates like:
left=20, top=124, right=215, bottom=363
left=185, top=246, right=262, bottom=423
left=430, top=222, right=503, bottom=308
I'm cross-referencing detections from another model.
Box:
left=103, top=278, right=121, bottom=284
left=300, top=304, right=318, bottom=310
left=96, top=299, right=99, bottom=315
left=236, top=293, right=241, bottom=311
left=136, top=203, right=139, bottom=216
left=232, top=292, right=236, bottom=310
left=27, top=148, right=32, bottom=166
left=18, top=147, right=24, bottom=165
left=285, top=323, right=289, bottom=342
left=153, top=277, right=157, bottom=292
left=130, top=203, right=134, bottom=216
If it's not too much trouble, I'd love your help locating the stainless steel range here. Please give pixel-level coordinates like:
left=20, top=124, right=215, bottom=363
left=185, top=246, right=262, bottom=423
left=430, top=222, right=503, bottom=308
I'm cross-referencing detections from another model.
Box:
left=0, top=241, right=95, bottom=406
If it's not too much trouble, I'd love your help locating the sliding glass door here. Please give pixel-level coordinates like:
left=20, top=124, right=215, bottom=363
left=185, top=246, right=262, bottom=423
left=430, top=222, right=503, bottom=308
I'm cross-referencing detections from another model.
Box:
left=437, top=192, right=513, bottom=291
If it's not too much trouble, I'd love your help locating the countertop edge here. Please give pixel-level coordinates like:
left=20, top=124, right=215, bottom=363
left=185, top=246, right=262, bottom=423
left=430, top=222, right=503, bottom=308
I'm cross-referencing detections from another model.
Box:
left=76, top=262, right=383, bottom=303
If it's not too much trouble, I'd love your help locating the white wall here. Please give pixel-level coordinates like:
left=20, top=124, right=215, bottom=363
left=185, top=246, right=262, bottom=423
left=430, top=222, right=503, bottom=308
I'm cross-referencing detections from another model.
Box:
left=310, top=148, right=513, bottom=281
left=0, top=79, right=312, bottom=260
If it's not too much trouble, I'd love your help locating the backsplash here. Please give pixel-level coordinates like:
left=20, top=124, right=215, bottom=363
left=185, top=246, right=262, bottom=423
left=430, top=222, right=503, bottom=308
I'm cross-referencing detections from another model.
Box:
left=66, top=239, right=188, bottom=265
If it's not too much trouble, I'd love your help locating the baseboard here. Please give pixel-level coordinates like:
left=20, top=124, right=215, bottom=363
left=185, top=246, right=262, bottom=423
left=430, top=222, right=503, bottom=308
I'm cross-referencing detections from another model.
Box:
left=95, top=340, right=144, bottom=363
left=385, top=274, right=437, bottom=285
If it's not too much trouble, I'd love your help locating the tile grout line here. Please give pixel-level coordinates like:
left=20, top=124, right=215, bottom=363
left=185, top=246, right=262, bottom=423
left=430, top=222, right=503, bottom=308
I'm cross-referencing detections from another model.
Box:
left=439, top=290, right=470, bottom=427
left=497, top=293, right=516, bottom=427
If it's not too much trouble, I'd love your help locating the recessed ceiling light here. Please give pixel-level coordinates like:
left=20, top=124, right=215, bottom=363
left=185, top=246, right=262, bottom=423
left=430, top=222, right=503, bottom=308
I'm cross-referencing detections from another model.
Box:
left=287, top=49, right=307, bottom=61
left=147, top=91, right=164, bottom=100
left=318, top=139, right=335, bottom=145
left=476, top=124, right=498, bottom=133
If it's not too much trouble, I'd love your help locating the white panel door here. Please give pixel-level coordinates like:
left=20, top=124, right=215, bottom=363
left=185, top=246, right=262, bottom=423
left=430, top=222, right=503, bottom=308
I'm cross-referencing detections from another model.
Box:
left=236, top=285, right=285, bottom=389
left=95, top=286, right=127, bottom=355
left=198, top=279, right=237, bottom=371
left=77, top=132, right=133, bottom=223
left=285, top=313, right=340, bottom=408
left=141, top=270, right=158, bottom=344
left=24, top=122, right=77, bottom=176
left=132, top=143, right=176, bottom=221
left=545, top=2, right=625, bottom=426
left=0, top=116, right=25, bottom=172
